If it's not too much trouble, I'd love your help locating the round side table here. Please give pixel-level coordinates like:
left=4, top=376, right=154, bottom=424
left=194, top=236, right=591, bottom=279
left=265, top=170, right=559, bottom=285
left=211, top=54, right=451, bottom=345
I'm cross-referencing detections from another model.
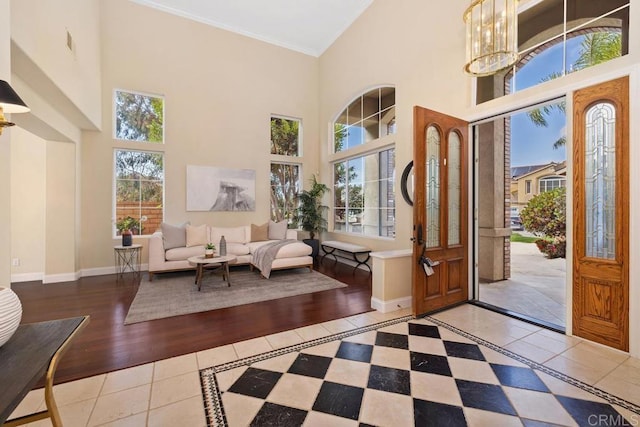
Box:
left=114, top=244, right=142, bottom=281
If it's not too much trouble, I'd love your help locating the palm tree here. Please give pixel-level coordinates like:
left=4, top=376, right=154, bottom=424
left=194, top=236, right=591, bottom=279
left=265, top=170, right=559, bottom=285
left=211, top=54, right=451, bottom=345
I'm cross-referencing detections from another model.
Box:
left=526, top=31, right=622, bottom=149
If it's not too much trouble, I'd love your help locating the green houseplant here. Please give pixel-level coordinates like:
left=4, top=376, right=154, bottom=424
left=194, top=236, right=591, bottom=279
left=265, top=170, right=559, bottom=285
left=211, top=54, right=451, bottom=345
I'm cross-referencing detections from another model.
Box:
left=205, top=243, right=216, bottom=258
left=115, top=216, right=140, bottom=246
left=294, top=175, right=330, bottom=257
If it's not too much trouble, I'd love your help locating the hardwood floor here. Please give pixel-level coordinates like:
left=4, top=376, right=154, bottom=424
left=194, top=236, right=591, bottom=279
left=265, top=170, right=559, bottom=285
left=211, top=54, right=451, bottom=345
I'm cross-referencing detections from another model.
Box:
left=12, top=259, right=372, bottom=386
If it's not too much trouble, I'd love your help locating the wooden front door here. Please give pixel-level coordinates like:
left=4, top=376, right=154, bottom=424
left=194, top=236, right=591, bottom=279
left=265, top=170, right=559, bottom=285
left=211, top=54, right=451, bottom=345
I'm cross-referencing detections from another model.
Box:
left=412, top=106, right=469, bottom=316
left=573, top=77, right=629, bottom=351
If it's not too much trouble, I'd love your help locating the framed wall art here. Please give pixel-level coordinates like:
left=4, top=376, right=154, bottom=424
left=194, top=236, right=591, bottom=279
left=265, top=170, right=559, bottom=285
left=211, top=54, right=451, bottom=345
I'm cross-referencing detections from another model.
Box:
left=186, top=165, right=256, bottom=212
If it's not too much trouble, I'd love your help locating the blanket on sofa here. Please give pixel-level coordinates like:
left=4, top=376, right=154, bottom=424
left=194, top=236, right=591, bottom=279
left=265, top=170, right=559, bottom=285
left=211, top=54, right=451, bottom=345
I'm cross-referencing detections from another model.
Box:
left=252, top=239, right=298, bottom=278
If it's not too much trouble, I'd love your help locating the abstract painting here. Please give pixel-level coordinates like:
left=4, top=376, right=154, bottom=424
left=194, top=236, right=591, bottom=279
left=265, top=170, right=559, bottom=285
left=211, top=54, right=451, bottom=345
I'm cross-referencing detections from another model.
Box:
left=187, top=165, right=256, bottom=211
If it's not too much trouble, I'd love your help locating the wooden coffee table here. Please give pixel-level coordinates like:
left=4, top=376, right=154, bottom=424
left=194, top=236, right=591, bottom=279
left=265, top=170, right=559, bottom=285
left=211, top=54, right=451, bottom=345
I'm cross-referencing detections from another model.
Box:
left=187, top=255, right=237, bottom=291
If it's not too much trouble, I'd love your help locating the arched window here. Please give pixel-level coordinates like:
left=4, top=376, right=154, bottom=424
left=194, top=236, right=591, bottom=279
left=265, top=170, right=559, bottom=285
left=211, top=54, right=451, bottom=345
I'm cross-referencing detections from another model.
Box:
left=476, top=0, right=629, bottom=104
left=331, top=86, right=396, bottom=238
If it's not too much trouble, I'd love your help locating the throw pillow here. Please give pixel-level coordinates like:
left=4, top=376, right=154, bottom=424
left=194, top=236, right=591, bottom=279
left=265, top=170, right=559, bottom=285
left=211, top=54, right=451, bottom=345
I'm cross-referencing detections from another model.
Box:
left=268, top=220, right=288, bottom=240
left=161, top=222, right=189, bottom=250
left=250, top=223, right=269, bottom=242
left=186, top=224, right=208, bottom=247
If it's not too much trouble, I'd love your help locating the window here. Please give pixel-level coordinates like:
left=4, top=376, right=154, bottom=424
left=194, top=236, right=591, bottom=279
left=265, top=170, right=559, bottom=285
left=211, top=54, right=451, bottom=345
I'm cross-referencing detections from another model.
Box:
left=476, top=0, right=629, bottom=103
left=525, top=180, right=532, bottom=194
left=270, top=116, right=302, bottom=221
left=334, top=87, right=396, bottom=152
left=114, top=149, right=164, bottom=236
left=333, top=148, right=395, bottom=237
left=331, top=86, right=396, bottom=237
left=539, top=176, right=566, bottom=193
left=114, top=89, right=164, bottom=143
left=270, top=163, right=300, bottom=222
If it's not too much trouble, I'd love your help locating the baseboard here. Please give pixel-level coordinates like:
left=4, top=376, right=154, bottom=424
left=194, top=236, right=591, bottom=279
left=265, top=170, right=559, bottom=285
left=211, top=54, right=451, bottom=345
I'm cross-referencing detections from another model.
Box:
left=43, top=271, right=81, bottom=284
left=10, top=272, right=44, bottom=283
left=81, top=264, right=149, bottom=277
left=371, top=296, right=412, bottom=313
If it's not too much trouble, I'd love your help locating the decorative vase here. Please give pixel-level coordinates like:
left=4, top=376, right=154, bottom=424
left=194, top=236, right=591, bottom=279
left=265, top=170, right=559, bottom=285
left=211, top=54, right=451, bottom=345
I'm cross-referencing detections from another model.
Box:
left=122, top=229, right=133, bottom=247
left=205, top=249, right=214, bottom=258
left=0, top=287, right=22, bottom=348
left=219, top=235, right=227, bottom=256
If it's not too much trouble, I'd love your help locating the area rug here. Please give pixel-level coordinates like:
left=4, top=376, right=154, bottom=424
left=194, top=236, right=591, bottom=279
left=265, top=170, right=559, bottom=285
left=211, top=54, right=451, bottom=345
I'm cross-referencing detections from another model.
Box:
left=124, top=268, right=347, bottom=325
left=200, top=315, right=640, bottom=426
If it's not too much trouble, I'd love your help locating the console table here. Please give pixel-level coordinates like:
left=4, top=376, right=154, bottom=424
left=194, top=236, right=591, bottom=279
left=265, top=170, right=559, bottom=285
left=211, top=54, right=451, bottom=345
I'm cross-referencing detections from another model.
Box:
left=0, top=316, right=90, bottom=426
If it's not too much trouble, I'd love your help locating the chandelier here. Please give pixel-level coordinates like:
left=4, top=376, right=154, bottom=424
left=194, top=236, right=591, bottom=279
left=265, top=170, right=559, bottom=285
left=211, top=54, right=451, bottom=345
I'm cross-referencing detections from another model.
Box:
left=464, top=0, right=518, bottom=76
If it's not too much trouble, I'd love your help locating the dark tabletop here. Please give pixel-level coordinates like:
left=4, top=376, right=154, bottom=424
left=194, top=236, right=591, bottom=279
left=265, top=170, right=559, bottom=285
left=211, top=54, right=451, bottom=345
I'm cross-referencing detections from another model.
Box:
left=0, top=316, right=88, bottom=423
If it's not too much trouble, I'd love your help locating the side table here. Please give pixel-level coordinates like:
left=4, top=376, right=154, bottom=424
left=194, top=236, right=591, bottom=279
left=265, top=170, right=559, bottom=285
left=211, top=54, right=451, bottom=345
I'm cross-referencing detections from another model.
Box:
left=0, top=316, right=90, bottom=426
left=114, top=244, right=142, bottom=280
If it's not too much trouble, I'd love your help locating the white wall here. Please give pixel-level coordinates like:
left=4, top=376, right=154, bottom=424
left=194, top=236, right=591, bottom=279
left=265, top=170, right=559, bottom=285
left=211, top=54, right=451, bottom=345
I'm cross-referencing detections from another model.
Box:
left=79, top=0, right=320, bottom=271
left=10, top=128, right=46, bottom=282
left=0, top=0, right=11, bottom=288
left=11, top=0, right=102, bottom=129
left=318, top=0, right=471, bottom=253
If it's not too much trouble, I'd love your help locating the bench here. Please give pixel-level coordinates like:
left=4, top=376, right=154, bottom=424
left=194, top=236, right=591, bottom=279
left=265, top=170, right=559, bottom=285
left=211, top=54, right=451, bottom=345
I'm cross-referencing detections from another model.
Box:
left=321, top=240, right=372, bottom=272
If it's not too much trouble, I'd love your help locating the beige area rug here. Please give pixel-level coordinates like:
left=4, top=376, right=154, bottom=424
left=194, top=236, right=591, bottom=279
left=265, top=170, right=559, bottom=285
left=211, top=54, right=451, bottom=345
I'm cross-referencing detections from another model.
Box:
left=124, top=268, right=347, bottom=325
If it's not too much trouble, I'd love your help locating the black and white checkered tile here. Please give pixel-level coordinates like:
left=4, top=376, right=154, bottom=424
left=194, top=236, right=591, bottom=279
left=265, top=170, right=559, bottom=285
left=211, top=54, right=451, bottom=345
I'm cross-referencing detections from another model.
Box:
left=200, top=315, right=640, bottom=426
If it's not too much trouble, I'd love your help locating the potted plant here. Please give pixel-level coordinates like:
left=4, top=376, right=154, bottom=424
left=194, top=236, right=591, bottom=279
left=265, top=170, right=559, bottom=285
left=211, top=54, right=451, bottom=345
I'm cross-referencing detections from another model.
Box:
left=205, top=243, right=216, bottom=258
left=294, top=175, right=330, bottom=258
left=115, top=216, right=140, bottom=247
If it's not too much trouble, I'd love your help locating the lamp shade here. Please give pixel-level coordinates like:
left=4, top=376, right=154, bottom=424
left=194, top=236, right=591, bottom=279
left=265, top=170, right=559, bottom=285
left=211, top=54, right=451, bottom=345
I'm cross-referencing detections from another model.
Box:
left=0, top=80, right=29, bottom=113
left=464, top=0, right=518, bottom=76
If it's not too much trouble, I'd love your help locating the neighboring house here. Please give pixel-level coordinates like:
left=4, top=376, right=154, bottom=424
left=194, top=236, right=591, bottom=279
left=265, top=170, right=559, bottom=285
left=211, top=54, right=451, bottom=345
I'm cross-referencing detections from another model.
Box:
left=510, top=161, right=567, bottom=213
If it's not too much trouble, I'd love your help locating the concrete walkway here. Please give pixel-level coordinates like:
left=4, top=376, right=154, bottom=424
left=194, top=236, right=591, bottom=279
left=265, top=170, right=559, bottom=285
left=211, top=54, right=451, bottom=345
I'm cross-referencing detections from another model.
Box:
left=479, top=242, right=567, bottom=327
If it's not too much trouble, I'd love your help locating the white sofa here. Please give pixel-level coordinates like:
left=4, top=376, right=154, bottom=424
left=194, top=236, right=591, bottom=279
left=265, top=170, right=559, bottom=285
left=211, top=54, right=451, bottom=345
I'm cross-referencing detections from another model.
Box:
left=148, top=225, right=313, bottom=280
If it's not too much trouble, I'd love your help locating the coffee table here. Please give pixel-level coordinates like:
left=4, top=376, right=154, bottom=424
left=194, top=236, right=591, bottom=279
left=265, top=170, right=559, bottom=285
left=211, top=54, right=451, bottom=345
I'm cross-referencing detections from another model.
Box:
left=187, top=255, right=237, bottom=291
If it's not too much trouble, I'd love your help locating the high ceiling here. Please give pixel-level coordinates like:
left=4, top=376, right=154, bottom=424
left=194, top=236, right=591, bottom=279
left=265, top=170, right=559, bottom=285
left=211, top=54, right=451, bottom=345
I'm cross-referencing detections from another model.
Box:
left=131, top=0, right=374, bottom=57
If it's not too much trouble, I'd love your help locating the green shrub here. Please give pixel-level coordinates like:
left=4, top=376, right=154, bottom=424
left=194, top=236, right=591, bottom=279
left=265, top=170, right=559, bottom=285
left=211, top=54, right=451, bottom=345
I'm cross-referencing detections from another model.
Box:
left=521, top=187, right=566, bottom=238
left=521, top=187, right=566, bottom=258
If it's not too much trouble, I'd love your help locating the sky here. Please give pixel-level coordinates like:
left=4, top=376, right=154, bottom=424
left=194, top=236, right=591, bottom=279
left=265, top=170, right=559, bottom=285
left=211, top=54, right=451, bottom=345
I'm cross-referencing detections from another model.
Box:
left=509, top=36, right=586, bottom=166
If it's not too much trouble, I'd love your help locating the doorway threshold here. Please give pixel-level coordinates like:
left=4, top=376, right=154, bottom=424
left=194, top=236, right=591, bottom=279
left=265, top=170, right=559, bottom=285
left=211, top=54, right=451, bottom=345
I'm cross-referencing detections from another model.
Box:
left=470, top=300, right=565, bottom=334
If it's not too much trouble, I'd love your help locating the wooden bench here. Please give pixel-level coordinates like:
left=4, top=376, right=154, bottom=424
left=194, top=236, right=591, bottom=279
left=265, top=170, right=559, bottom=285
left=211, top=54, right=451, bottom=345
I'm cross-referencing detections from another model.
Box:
left=321, top=240, right=372, bottom=272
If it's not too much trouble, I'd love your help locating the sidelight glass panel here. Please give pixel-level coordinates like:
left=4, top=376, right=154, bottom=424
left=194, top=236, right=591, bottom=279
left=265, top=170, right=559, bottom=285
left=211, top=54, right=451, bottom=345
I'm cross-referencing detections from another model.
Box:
left=448, top=131, right=461, bottom=245
left=425, top=125, right=441, bottom=248
left=585, top=102, right=616, bottom=259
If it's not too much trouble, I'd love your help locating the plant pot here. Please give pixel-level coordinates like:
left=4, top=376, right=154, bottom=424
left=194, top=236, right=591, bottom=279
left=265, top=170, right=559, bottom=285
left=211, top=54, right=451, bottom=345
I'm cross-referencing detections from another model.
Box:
left=205, top=249, right=214, bottom=258
left=303, top=238, right=320, bottom=258
left=121, top=229, right=133, bottom=247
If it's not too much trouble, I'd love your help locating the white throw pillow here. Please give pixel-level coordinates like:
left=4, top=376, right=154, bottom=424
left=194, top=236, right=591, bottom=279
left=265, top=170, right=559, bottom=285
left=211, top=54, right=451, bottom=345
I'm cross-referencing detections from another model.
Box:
left=186, top=224, right=208, bottom=247
left=211, top=226, right=247, bottom=244
left=268, top=220, right=288, bottom=240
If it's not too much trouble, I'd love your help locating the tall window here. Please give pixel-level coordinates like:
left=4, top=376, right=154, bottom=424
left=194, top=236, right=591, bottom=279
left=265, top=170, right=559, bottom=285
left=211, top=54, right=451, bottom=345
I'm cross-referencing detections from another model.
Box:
left=270, top=116, right=302, bottom=222
left=333, top=149, right=395, bottom=237
left=332, top=86, right=396, bottom=237
left=114, top=150, right=164, bottom=236
left=525, top=180, right=532, bottom=194
left=114, top=89, right=164, bottom=143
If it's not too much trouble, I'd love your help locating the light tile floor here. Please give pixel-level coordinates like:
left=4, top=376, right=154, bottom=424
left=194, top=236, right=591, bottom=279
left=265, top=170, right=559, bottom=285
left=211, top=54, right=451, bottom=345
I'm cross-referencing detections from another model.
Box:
left=9, top=305, right=640, bottom=426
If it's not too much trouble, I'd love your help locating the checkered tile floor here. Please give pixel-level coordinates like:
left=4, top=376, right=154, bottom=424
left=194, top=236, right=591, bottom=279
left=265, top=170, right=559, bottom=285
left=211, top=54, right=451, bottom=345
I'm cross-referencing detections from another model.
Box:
left=200, top=316, right=640, bottom=426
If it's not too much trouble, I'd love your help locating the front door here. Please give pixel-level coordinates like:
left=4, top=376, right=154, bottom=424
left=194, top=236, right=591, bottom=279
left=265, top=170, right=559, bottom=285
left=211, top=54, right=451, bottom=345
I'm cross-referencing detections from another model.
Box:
left=412, top=106, right=469, bottom=316
left=572, top=77, right=629, bottom=351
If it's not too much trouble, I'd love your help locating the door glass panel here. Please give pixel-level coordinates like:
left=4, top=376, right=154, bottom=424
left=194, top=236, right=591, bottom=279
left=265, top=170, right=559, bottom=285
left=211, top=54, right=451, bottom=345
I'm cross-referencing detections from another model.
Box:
left=448, top=131, right=461, bottom=245
left=425, top=125, right=441, bottom=248
left=585, top=102, right=616, bottom=259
